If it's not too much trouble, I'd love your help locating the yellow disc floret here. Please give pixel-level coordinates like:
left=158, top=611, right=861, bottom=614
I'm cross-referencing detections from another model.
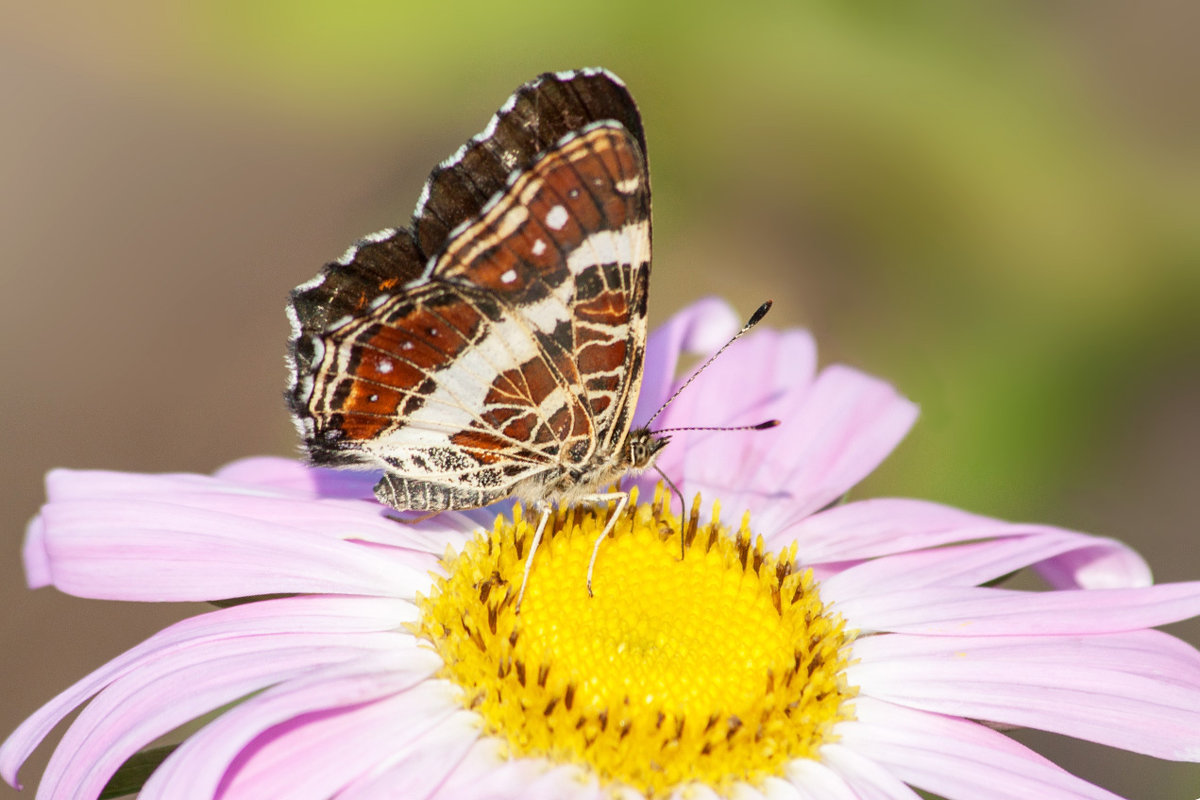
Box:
left=416, top=487, right=856, bottom=797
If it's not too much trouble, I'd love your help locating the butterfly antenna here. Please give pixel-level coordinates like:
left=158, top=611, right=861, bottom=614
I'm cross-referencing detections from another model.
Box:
left=653, top=419, right=780, bottom=561
left=653, top=420, right=780, bottom=436
left=653, top=464, right=686, bottom=535
left=642, top=301, right=778, bottom=558
left=645, top=301, right=774, bottom=427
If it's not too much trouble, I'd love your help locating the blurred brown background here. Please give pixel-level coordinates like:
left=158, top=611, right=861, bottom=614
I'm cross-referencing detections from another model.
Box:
left=2, top=1, right=1197, bottom=798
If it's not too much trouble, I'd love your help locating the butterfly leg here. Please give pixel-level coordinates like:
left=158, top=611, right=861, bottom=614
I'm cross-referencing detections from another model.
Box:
left=515, top=501, right=553, bottom=613
left=583, top=491, right=629, bottom=596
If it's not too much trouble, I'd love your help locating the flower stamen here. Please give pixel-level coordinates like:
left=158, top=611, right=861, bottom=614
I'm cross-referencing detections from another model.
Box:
left=417, top=486, right=856, bottom=796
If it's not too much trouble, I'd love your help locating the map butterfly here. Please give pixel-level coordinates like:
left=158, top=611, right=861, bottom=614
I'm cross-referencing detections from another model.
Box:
left=287, top=68, right=667, bottom=596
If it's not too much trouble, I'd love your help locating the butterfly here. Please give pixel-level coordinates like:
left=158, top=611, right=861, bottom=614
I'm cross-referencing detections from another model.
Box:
left=286, top=68, right=667, bottom=597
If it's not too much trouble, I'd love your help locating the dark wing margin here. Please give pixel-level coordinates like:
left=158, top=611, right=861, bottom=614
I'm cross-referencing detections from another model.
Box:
left=287, top=229, right=427, bottom=440
left=412, top=68, right=646, bottom=260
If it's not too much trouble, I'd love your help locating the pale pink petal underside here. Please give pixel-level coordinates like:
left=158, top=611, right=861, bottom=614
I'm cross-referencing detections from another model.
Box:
left=31, top=493, right=458, bottom=600
left=139, top=651, right=444, bottom=800
left=833, top=582, right=1200, bottom=636
left=214, top=457, right=378, bottom=499
left=850, top=630, right=1200, bottom=760
left=634, top=297, right=741, bottom=426
left=0, top=596, right=412, bottom=791
left=797, top=498, right=1150, bottom=591
left=778, top=758, right=860, bottom=799
left=334, top=711, right=481, bottom=800
left=645, top=329, right=918, bottom=530
left=839, top=698, right=1125, bottom=800
left=818, top=743, right=922, bottom=799
left=427, top=737, right=605, bottom=800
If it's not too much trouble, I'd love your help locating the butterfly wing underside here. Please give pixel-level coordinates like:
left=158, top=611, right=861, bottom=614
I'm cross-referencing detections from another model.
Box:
left=287, top=70, right=651, bottom=512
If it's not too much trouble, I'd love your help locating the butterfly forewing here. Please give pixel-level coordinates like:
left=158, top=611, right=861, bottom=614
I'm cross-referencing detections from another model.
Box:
left=413, top=70, right=647, bottom=258
left=287, top=69, right=653, bottom=512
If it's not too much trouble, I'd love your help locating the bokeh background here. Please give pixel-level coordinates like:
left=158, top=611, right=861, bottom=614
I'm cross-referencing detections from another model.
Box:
left=2, top=1, right=1196, bottom=797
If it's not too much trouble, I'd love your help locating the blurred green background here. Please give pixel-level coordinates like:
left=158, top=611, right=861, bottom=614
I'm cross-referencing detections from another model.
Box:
left=2, top=1, right=1196, bottom=797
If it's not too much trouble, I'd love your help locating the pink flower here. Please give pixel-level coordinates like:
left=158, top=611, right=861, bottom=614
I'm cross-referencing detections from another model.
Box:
left=4, top=300, right=1199, bottom=800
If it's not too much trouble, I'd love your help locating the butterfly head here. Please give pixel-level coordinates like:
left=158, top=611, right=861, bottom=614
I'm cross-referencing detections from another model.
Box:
left=627, top=427, right=670, bottom=472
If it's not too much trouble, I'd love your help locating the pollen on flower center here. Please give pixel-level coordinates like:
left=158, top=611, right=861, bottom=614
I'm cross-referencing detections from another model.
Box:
left=416, top=487, right=856, bottom=796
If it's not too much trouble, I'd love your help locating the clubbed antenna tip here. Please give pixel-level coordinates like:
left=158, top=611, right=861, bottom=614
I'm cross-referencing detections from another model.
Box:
left=645, top=300, right=777, bottom=427
left=745, top=300, right=773, bottom=330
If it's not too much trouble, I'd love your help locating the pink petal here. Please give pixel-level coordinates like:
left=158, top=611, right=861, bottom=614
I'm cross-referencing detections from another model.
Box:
left=724, top=784, right=770, bottom=800
left=20, top=514, right=50, bottom=589
left=645, top=331, right=915, bottom=529
left=818, top=744, right=922, bottom=799
left=738, top=777, right=799, bottom=799
left=668, top=784, right=722, bottom=800
left=335, top=711, right=481, bottom=800
left=26, top=469, right=481, bottom=600
left=833, top=583, right=1200, bottom=636
left=634, top=297, right=742, bottom=425
left=788, top=498, right=1002, bottom=561
left=796, top=498, right=1150, bottom=590
left=427, top=738, right=605, bottom=800
left=43, top=467, right=478, bottom=553
left=1034, top=540, right=1160, bottom=591
left=0, top=595, right=412, bottom=790
left=648, top=327, right=816, bottom=479
left=139, top=651, right=445, bottom=799
left=777, top=759, right=859, bottom=799
left=839, top=698, right=1124, bottom=800
left=214, top=457, right=378, bottom=499
left=816, top=506, right=1152, bottom=599
left=34, top=503, right=426, bottom=600
left=850, top=630, right=1200, bottom=760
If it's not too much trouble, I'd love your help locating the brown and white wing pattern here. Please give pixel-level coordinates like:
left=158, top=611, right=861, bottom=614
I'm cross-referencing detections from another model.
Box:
left=287, top=69, right=652, bottom=512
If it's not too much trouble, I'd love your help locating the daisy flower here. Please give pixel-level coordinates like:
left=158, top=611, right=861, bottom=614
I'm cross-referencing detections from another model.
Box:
left=4, top=299, right=1200, bottom=800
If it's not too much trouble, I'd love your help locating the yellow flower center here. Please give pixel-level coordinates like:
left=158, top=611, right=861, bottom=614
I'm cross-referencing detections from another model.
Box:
left=416, top=488, right=856, bottom=796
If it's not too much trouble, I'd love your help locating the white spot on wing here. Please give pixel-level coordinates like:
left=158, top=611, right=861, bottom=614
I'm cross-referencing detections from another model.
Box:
left=378, top=359, right=393, bottom=374
left=545, top=205, right=569, bottom=230
left=532, top=239, right=546, bottom=256
left=500, top=269, right=517, bottom=284
left=615, top=176, right=640, bottom=194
